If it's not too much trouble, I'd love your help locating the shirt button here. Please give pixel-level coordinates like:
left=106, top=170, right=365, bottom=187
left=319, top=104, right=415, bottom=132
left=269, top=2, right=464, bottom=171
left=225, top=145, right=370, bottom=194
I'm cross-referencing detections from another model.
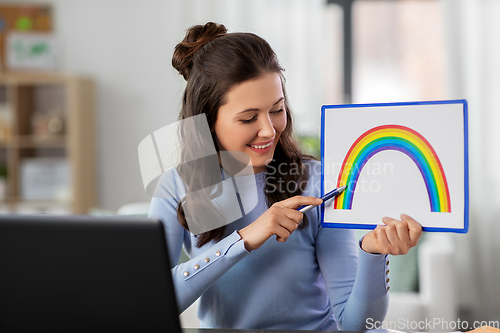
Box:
left=194, top=264, right=200, bottom=270
left=183, top=271, right=189, bottom=277
left=387, top=286, right=390, bottom=292
left=386, top=277, right=390, bottom=283
left=386, top=269, right=390, bottom=275
left=386, top=260, right=390, bottom=265
left=215, top=251, right=221, bottom=257
left=204, top=257, right=210, bottom=263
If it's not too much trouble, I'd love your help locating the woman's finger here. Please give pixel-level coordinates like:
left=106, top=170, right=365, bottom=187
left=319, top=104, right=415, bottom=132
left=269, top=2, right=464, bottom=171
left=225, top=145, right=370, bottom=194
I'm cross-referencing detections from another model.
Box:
left=283, top=208, right=305, bottom=225
left=274, top=224, right=291, bottom=242
left=384, top=224, right=401, bottom=248
left=374, top=226, right=391, bottom=252
left=395, top=220, right=411, bottom=245
left=279, top=213, right=301, bottom=233
left=401, top=214, right=423, bottom=244
left=278, top=195, right=322, bottom=210
left=383, top=216, right=411, bottom=247
left=382, top=217, right=401, bottom=246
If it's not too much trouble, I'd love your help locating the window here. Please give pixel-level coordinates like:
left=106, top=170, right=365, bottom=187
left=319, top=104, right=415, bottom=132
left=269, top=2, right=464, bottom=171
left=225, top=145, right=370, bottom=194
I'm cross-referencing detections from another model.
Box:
left=327, top=0, right=448, bottom=104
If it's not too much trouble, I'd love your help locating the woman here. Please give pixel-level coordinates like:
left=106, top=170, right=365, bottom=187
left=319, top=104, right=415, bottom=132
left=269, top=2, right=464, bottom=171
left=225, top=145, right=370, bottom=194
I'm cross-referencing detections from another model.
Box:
left=148, top=22, right=422, bottom=330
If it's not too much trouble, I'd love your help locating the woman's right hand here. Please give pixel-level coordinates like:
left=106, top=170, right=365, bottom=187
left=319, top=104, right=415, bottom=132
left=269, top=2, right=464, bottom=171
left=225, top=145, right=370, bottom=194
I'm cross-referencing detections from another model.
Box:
left=237, top=196, right=322, bottom=251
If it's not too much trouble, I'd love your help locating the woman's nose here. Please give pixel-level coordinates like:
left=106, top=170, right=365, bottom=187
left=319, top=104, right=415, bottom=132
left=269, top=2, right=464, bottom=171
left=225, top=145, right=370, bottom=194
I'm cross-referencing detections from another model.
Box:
left=258, top=115, right=276, bottom=138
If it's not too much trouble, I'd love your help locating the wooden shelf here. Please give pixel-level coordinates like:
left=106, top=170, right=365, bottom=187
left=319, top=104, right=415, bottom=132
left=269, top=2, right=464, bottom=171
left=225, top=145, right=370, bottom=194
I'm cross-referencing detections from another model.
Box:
left=0, top=73, right=96, bottom=214
left=14, top=135, right=67, bottom=148
left=0, top=72, right=72, bottom=85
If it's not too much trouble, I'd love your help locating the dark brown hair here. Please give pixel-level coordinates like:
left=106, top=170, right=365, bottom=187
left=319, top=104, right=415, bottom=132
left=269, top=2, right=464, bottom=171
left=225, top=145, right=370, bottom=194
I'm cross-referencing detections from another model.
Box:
left=172, top=22, right=314, bottom=247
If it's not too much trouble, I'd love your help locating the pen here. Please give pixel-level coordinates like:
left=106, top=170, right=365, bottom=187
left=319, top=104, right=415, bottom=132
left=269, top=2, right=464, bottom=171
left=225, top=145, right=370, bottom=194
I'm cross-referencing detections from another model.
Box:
left=296, top=185, right=348, bottom=213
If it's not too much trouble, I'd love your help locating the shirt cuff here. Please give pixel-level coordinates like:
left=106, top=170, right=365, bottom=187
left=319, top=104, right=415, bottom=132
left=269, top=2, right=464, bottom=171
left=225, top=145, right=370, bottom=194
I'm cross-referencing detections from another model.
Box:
left=180, top=230, right=249, bottom=281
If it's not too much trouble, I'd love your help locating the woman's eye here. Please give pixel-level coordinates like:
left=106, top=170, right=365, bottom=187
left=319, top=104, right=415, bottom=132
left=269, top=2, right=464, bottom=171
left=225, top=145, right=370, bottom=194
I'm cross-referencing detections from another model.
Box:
left=240, top=115, right=257, bottom=124
left=240, top=109, right=283, bottom=124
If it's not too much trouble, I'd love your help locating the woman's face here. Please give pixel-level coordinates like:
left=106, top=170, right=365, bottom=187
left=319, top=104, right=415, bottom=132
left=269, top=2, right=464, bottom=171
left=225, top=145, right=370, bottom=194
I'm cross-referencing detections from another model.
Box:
left=214, top=72, right=287, bottom=174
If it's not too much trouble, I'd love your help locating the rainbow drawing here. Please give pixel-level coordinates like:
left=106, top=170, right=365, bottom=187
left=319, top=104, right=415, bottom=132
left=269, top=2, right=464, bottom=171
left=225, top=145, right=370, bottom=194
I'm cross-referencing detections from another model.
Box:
left=334, top=124, right=451, bottom=212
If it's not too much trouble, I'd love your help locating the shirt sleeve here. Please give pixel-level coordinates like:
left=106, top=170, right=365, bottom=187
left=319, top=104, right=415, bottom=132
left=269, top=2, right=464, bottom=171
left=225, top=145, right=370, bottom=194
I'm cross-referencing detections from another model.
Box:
left=148, top=181, right=250, bottom=313
left=315, top=226, right=389, bottom=331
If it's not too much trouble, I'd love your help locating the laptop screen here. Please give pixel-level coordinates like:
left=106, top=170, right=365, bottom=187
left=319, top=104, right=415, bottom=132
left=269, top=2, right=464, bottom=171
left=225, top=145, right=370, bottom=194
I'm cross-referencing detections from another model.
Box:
left=0, top=215, right=182, bottom=333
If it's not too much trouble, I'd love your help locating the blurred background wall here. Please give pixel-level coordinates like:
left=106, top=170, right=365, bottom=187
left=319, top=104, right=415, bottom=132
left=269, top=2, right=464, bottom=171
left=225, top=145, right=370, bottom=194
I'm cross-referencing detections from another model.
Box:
left=1, top=0, right=185, bottom=211
left=1, top=0, right=500, bottom=325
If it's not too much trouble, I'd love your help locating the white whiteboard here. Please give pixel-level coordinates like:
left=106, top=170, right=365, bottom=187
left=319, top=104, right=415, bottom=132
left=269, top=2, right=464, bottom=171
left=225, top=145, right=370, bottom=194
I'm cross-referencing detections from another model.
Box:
left=320, top=100, right=468, bottom=233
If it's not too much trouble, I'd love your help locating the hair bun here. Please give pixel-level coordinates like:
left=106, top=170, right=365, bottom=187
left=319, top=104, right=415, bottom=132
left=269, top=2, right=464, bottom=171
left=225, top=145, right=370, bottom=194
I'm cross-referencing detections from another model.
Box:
left=172, top=22, right=227, bottom=80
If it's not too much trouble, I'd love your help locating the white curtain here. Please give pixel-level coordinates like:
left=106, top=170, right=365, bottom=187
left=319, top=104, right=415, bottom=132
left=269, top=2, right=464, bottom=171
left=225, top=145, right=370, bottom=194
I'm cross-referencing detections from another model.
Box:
left=444, top=0, right=500, bottom=320
left=177, top=0, right=343, bottom=136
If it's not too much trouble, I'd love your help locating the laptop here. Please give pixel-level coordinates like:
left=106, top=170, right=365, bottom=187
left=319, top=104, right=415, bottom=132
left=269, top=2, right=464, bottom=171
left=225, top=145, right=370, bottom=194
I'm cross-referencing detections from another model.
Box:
left=0, top=214, right=182, bottom=333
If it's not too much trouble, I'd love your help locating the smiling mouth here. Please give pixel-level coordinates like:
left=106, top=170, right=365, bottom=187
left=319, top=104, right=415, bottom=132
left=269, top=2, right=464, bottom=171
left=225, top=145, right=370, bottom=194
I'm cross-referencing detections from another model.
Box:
left=248, top=141, right=273, bottom=149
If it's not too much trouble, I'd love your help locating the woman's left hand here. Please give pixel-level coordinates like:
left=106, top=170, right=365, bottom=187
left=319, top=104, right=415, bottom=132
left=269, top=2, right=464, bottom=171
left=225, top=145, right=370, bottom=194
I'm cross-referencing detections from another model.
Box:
left=361, top=214, right=423, bottom=255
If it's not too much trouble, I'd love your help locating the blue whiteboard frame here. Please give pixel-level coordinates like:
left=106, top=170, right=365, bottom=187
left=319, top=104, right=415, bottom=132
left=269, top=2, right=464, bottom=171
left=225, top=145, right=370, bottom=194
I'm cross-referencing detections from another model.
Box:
left=320, top=99, right=469, bottom=233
